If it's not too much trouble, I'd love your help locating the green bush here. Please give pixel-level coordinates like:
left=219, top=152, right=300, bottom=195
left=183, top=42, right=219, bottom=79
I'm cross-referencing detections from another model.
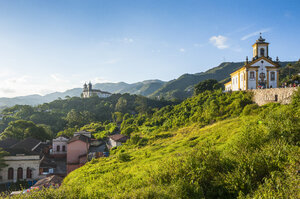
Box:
left=118, top=153, right=131, bottom=162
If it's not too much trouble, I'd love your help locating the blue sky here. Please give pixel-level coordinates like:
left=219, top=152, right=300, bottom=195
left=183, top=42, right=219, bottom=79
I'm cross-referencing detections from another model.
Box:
left=0, top=0, right=299, bottom=97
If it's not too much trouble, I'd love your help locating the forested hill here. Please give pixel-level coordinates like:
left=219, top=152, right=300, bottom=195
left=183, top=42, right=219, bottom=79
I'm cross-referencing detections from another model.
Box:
left=0, top=61, right=296, bottom=107
left=0, top=94, right=175, bottom=139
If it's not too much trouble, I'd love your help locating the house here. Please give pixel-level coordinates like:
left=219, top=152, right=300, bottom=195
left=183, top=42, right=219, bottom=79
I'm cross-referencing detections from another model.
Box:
left=0, top=138, right=47, bottom=185
left=224, top=34, right=280, bottom=91
left=50, top=136, right=68, bottom=157
left=82, top=82, right=111, bottom=98
left=108, top=134, right=129, bottom=148
left=66, top=135, right=90, bottom=174
left=66, top=134, right=108, bottom=174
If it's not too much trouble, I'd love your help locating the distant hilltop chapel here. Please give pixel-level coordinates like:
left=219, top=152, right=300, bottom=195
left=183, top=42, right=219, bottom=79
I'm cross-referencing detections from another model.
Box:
left=82, top=82, right=112, bottom=98
left=225, top=34, right=280, bottom=91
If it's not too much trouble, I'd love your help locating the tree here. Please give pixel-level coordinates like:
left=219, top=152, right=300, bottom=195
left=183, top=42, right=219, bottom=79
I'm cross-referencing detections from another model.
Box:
left=0, top=120, right=51, bottom=141
left=194, top=79, right=223, bottom=95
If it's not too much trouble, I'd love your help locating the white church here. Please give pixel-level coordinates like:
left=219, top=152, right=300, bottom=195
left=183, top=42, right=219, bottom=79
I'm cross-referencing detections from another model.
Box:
left=82, top=82, right=112, bottom=98
left=225, top=34, right=280, bottom=91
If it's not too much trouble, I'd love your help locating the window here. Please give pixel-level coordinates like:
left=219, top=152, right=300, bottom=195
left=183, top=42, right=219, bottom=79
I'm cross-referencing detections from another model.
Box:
left=26, top=167, right=32, bottom=179
left=62, top=145, right=66, bottom=152
left=17, top=167, right=23, bottom=180
left=270, top=72, right=275, bottom=81
left=260, top=48, right=265, bottom=57
left=250, top=71, right=255, bottom=79
left=57, top=145, right=60, bottom=152
left=8, top=168, right=13, bottom=180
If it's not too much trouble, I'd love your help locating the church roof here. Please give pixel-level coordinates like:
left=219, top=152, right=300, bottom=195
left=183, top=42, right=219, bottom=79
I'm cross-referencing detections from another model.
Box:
left=254, top=34, right=269, bottom=44
left=247, top=56, right=280, bottom=68
left=230, top=56, right=280, bottom=76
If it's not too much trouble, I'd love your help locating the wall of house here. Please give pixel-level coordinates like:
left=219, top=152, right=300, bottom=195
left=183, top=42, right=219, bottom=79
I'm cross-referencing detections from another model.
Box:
left=251, top=87, right=297, bottom=106
left=0, top=155, right=41, bottom=184
left=52, top=137, right=68, bottom=154
left=67, top=140, right=89, bottom=173
left=67, top=141, right=89, bottom=164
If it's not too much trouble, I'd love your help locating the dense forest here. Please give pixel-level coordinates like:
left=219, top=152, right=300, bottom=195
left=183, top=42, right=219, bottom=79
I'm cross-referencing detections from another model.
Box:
left=0, top=94, right=174, bottom=141
left=5, top=87, right=299, bottom=198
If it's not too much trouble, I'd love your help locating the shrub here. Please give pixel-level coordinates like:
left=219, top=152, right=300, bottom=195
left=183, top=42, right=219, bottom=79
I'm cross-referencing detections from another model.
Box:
left=118, top=153, right=131, bottom=162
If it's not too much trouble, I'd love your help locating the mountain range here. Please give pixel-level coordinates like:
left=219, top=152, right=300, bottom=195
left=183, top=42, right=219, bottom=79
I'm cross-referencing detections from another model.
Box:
left=0, top=61, right=295, bottom=108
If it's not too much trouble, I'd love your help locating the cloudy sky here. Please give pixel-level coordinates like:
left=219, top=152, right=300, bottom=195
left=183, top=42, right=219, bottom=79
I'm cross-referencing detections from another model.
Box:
left=0, top=0, right=299, bottom=97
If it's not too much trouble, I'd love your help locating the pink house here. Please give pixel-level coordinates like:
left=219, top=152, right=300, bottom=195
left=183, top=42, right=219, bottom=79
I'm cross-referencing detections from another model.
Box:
left=66, top=135, right=90, bottom=174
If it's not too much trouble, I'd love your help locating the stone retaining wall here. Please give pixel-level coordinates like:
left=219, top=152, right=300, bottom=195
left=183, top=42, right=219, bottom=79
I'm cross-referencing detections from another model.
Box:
left=250, top=87, right=298, bottom=106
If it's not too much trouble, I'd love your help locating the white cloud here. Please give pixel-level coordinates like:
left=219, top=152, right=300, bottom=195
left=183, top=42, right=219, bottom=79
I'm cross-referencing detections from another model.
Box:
left=209, top=35, right=229, bottom=49
left=241, top=28, right=270, bottom=40
left=179, top=48, right=185, bottom=52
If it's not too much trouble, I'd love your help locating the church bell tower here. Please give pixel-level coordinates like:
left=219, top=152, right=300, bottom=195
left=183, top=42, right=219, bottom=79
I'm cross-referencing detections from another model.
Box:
left=252, top=33, right=269, bottom=59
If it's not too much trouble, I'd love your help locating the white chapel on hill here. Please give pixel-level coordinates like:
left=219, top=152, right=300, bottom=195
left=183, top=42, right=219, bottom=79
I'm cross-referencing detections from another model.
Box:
left=225, top=34, right=280, bottom=91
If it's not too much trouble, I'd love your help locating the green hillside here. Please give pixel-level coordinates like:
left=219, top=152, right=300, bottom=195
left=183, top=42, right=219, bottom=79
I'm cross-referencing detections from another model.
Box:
left=12, top=88, right=300, bottom=198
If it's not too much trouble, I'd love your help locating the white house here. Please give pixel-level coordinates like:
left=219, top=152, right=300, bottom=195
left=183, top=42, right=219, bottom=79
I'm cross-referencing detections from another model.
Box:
left=0, top=138, right=45, bottom=184
left=51, top=136, right=69, bottom=156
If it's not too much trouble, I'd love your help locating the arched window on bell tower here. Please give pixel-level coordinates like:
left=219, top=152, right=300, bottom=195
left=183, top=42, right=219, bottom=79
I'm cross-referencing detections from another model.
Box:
left=260, top=48, right=265, bottom=57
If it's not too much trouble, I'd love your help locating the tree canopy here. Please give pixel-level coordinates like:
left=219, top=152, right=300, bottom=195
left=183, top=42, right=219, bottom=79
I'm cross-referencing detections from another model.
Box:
left=194, top=79, right=223, bottom=95
left=0, top=120, right=53, bottom=141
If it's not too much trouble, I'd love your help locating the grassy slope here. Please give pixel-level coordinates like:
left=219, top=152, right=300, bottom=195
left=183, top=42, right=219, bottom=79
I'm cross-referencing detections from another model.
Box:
left=8, top=89, right=299, bottom=198
left=62, top=117, right=246, bottom=198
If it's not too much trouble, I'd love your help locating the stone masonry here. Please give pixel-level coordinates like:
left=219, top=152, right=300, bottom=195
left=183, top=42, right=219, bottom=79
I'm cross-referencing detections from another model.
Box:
left=251, top=87, right=298, bottom=106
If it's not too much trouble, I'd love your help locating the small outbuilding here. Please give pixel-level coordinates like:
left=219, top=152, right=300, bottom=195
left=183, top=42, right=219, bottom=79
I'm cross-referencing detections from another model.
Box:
left=108, top=134, right=128, bottom=148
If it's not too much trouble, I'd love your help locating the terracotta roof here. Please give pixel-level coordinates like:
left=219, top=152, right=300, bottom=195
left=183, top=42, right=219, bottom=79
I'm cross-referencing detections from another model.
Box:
left=68, top=135, right=90, bottom=144
left=109, top=134, right=128, bottom=142
left=32, top=175, right=63, bottom=188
